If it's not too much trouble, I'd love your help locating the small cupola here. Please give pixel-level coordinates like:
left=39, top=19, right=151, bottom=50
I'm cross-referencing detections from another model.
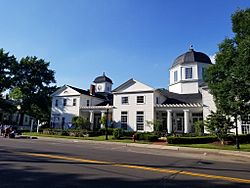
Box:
left=93, top=72, right=113, bottom=93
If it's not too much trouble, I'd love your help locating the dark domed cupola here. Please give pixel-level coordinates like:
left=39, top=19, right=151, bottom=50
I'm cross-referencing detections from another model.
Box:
left=93, top=72, right=113, bottom=93
left=169, top=46, right=212, bottom=94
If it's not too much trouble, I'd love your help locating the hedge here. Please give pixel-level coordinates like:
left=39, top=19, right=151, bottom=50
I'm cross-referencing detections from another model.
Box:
left=134, top=132, right=159, bottom=142
left=167, top=136, right=218, bottom=144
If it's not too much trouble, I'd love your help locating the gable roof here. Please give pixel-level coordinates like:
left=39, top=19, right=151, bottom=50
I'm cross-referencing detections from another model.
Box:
left=112, top=78, right=154, bottom=93
left=157, top=89, right=202, bottom=104
left=51, top=85, right=107, bottom=100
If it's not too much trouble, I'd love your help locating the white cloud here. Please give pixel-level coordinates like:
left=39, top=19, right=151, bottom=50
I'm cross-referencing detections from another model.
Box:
left=209, top=54, right=216, bottom=64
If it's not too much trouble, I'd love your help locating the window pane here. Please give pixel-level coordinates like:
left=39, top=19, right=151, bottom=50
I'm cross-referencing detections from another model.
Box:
left=136, top=111, right=144, bottom=130
left=137, top=96, right=144, bottom=104
left=185, top=67, right=192, bottom=79
left=174, top=71, right=178, bottom=82
left=122, top=97, right=128, bottom=104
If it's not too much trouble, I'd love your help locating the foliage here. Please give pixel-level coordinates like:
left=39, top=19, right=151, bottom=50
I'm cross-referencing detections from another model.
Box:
left=99, top=128, right=114, bottom=135
left=167, top=136, right=218, bottom=144
left=71, top=116, right=90, bottom=130
left=113, top=128, right=123, bottom=139
left=99, top=115, right=107, bottom=126
left=204, top=111, right=233, bottom=144
left=204, top=8, right=250, bottom=119
left=134, top=132, right=159, bottom=142
left=9, top=56, right=56, bottom=124
left=0, top=48, right=17, bottom=94
left=146, top=120, right=164, bottom=133
left=194, top=120, right=204, bottom=136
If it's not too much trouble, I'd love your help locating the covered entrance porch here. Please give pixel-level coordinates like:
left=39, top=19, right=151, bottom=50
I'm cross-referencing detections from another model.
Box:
left=80, top=105, right=113, bottom=131
left=155, top=103, right=203, bottom=134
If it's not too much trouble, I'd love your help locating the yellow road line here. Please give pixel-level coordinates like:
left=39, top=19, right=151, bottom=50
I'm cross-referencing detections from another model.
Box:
left=20, top=152, right=250, bottom=184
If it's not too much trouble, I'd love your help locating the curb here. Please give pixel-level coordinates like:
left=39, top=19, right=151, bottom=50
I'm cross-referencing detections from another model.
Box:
left=30, top=136, right=250, bottom=159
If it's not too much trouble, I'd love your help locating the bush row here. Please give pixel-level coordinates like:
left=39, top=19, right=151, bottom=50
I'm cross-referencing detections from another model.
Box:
left=134, top=132, right=159, bottom=142
left=167, top=136, right=218, bottom=144
left=166, top=134, right=250, bottom=144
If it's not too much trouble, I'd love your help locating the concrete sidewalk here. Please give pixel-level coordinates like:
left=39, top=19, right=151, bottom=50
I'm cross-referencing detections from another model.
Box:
left=33, top=136, right=250, bottom=159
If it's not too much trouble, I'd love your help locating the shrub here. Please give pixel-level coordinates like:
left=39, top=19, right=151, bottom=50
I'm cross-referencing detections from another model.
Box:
left=99, top=128, right=114, bottom=135
left=167, top=136, right=218, bottom=144
left=123, top=131, right=135, bottom=137
left=194, top=120, right=204, bottom=136
left=134, top=132, right=159, bottom=141
left=113, top=128, right=123, bottom=139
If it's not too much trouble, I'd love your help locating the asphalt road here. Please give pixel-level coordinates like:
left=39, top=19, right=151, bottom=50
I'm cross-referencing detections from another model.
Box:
left=0, top=136, right=250, bottom=188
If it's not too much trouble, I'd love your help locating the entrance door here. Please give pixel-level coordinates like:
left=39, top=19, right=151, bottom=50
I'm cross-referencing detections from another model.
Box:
left=176, top=117, right=184, bottom=132
left=93, top=114, right=101, bottom=131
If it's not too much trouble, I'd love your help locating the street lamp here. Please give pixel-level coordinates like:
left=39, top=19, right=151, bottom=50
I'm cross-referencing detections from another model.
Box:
left=16, top=105, right=21, bottom=126
left=105, top=104, right=109, bottom=140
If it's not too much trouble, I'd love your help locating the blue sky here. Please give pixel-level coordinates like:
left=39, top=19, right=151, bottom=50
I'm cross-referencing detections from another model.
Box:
left=0, top=0, right=249, bottom=89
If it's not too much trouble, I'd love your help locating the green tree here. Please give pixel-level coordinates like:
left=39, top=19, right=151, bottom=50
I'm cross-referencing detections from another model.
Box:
left=205, top=111, right=233, bottom=145
left=205, top=8, right=250, bottom=148
left=10, top=56, right=56, bottom=125
left=0, top=48, right=17, bottom=94
left=72, top=116, right=90, bottom=130
left=194, top=120, right=204, bottom=136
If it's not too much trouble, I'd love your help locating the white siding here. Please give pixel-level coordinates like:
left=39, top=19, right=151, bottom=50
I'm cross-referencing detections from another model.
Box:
left=113, top=92, right=154, bottom=132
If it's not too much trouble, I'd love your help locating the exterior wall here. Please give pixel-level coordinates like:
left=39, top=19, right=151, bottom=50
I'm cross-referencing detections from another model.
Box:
left=113, top=92, right=155, bottom=132
left=51, top=95, right=81, bottom=128
left=79, top=95, right=104, bottom=107
left=201, top=88, right=217, bottom=120
left=169, top=82, right=199, bottom=94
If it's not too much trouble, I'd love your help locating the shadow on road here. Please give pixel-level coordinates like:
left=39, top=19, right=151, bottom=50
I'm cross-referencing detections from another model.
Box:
left=0, top=148, right=249, bottom=188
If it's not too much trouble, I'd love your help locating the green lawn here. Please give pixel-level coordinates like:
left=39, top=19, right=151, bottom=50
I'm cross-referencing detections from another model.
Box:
left=171, top=143, right=250, bottom=152
left=22, top=132, right=150, bottom=144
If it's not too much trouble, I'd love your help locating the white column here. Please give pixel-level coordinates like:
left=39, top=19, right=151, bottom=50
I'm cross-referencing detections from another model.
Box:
left=101, top=111, right=105, bottom=128
left=184, top=109, right=190, bottom=133
left=167, top=110, right=172, bottom=133
left=89, top=111, right=94, bottom=130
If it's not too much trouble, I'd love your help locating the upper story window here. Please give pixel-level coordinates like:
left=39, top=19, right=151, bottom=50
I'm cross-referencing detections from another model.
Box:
left=87, top=100, right=90, bottom=106
left=156, top=97, right=159, bottom=104
left=55, top=99, right=58, bottom=107
left=137, top=96, right=145, bottom=104
left=185, top=67, right=193, bottom=79
left=202, top=67, right=206, bottom=80
left=121, top=97, right=129, bottom=104
left=73, top=98, right=76, bottom=106
left=63, top=99, right=67, bottom=106
left=174, top=71, right=178, bottom=82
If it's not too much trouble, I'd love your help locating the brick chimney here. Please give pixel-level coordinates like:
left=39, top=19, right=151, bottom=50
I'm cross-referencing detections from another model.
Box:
left=90, top=84, right=95, bottom=96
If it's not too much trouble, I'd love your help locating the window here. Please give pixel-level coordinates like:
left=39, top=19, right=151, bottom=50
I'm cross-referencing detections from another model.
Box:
left=136, top=111, right=144, bottom=131
left=87, top=100, right=90, bottom=106
left=73, top=99, right=76, bottom=106
left=25, top=116, right=28, bottom=123
left=55, top=99, right=58, bottom=107
left=174, top=71, right=178, bottom=82
left=63, top=99, right=67, bottom=106
left=241, top=115, right=250, bottom=134
left=121, top=97, right=129, bottom=104
left=185, top=67, right=193, bottom=79
left=202, top=67, right=206, bottom=80
left=156, top=97, right=159, bottom=104
left=137, top=96, right=144, bottom=104
left=121, top=111, right=128, bottom=130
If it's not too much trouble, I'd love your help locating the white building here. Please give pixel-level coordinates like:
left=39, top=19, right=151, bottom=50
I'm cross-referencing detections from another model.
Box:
left=50, top=73, right=113, bottom=130
left=50, top=48, right=250, bottom=134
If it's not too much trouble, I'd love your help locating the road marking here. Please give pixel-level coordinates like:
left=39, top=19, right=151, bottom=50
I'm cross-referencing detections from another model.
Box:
left=20, top=152, right=250, bottom=184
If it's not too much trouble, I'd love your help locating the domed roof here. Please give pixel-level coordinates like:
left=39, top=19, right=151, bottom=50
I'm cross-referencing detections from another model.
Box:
left=172, top=47, right=212, bottom=68
left=93, top=72, right=113, bottom=84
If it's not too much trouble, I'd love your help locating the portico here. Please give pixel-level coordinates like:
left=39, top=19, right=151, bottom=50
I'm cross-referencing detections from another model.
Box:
left=80, top=105, right=113, bottom=130
left=155, top=103, right=203, bottom=134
